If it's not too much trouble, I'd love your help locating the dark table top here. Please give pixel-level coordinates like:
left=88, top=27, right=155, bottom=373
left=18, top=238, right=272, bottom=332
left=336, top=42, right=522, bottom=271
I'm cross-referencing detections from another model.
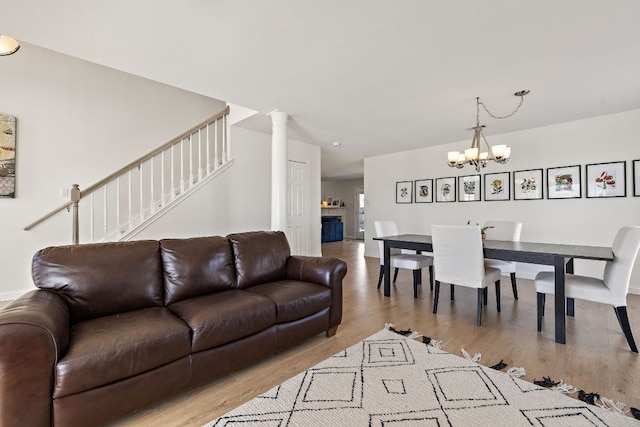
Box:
left=374, top=234, right=613, bottom=262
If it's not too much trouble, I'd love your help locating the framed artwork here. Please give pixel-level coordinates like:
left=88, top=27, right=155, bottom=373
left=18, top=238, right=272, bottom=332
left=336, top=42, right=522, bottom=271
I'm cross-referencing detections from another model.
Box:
left=634, top=160, right=640, bottom=197
left=0, top=115, right=16, bottom=198
left=484, top=172, right=510, bottom=201
left=513, top=168, right=543, bottom=200
left=586, top=161, right=626, bottom=198
left=547, top=165, right=581, bottom=199
left=414, top=179, right=433, bottom=203
left=331, top=198, right=341, bottom=206
left=396, top=181, right=413, bottom=203
left=458, top=174, right=481, bottom=202
left=435, top=177, right=456, bottom=202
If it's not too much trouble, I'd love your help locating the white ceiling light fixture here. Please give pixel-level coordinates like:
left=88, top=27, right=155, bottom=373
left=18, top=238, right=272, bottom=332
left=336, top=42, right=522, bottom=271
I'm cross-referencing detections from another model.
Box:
left=0, top=35, right=20, bottom=56
left=447, top=90, right=530, bottom=173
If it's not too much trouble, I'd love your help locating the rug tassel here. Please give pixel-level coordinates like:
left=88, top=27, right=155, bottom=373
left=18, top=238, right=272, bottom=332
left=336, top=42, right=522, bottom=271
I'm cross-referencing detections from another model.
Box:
left=554, top=380, right=578, bottom=394
left=596, top=396, right=629, bottom=416
left=507, top=367, right=526, bottom=378
left=489, top=360, right=508, bottom=370
left=431, top=339, right=442, bottom=349
left=407, top=331, right=422, bottom=339
left=461, top=348, right=481, bottom=362
left=578, top=390, right=600, bottom=406
left=385, top=323, right=395, bottom=331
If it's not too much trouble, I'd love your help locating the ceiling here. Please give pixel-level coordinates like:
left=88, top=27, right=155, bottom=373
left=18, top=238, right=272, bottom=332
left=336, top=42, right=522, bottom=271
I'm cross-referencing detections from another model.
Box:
left=2, top=1, right=640, bottom=180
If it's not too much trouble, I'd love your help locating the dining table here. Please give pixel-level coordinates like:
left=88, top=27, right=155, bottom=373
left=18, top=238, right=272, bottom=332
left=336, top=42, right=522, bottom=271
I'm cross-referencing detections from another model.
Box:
left=373, top=234, right=614, bottom=344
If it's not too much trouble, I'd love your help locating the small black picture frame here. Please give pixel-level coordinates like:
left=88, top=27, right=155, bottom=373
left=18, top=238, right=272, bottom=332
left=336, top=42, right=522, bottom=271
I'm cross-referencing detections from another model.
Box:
left=547, top=165, right=581, bottom=199
left=435, top=177, right=456, bottom=203
left=396, top=181, right=413, bottom=203
left=513, top=168, right=543, bottom=200
left=586, top=161, right=626, bottom=198
left=414, top=179, right=433, bottom=203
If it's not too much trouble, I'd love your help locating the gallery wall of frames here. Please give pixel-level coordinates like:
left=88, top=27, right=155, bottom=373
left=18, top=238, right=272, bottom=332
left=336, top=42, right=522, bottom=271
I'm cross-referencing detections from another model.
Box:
left=395, top=159, right=640, bottom=204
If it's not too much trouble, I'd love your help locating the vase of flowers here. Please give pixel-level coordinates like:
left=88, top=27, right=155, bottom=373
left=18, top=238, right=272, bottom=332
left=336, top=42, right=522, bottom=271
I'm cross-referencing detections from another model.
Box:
left=480, top=225, right=494, bottom=240
left=468, top=221, right=494, bottom=239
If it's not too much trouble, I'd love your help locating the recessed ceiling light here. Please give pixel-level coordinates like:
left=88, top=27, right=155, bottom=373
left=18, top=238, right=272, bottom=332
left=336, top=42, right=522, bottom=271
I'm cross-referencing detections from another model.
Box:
left=332, top=142, right=341, bottom=147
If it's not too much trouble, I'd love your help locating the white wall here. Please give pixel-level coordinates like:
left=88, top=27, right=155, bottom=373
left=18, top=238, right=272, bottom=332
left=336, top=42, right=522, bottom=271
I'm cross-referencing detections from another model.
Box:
left=365, top=109, right=640, bottom=293
left=134, top=126, right=273, bottom=241
left=0, top=43, right=226, bottom=299
left=321, top=178, right=364, bottom=239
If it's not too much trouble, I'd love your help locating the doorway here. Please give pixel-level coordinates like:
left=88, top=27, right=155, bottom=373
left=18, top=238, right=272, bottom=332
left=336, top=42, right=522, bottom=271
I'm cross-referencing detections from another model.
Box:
left=287, top=160, right=310, bottom=255
left=355, top=186, right=364, bottom=240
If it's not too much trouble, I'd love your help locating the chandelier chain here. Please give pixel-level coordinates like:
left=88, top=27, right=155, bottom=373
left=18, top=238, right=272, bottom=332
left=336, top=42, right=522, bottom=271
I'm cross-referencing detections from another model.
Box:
left=479, top=94, right=525, bottom=120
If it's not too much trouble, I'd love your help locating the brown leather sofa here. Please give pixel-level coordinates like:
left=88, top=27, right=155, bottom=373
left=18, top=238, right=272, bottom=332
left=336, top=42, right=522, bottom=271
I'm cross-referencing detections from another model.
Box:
left=0, top=231, right=347, bottom=427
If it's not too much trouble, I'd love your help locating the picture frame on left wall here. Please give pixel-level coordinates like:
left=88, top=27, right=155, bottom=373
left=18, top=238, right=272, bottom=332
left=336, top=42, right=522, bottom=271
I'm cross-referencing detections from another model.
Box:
left=634, top=160, right=640, bottom=197
left=396, top=181, right=413, bottom=203
left=0, top=115, right=16, bottom=198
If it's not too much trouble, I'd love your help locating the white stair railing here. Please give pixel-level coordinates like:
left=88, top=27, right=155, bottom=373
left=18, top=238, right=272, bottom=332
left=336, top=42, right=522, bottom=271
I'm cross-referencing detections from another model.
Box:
left=24, top=106, right=231, bottom=244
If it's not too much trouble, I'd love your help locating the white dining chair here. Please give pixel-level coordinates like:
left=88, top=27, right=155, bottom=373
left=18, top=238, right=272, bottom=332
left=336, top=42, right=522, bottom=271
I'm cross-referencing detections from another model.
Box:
left=431, top=225, right=502, bottom=326
left=374, top=220, right=433, bottom=298
left=483, top=221, right=523, bottom=299
left=535, top=226, right=640, bottom=352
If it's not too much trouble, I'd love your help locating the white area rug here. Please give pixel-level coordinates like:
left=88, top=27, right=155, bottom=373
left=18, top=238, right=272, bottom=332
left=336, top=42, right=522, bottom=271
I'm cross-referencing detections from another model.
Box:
left=205, top=328, right=639, bottom=426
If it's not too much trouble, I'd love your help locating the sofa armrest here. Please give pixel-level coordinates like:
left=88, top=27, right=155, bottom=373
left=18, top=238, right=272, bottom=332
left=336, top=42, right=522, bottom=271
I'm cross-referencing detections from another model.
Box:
left=287, top=256, right=347, bottom=332
left=0, top=290, right=70, bottom=427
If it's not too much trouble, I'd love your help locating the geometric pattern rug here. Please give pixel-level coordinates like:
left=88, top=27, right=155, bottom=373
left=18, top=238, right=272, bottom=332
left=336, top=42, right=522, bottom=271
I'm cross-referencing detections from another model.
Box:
left=204, top=328, right=640, bottom=426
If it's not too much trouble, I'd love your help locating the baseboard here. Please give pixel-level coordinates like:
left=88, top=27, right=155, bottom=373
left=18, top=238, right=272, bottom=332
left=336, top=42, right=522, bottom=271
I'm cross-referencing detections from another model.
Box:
left=629, top=284, right=640, bottom=295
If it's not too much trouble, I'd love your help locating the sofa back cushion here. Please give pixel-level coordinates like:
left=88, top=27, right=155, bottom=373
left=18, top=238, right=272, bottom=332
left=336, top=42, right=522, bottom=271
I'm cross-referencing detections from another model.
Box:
left=160, top=236, right=236, bottom=305
left=32, top=240, right=164, bottom=324
left=228, top=231, right=290, bottom=289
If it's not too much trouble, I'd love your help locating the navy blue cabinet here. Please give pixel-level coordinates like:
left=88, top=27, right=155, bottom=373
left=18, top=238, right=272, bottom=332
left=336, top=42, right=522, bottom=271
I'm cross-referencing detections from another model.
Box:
left=321, top=216, right=344, bottom=242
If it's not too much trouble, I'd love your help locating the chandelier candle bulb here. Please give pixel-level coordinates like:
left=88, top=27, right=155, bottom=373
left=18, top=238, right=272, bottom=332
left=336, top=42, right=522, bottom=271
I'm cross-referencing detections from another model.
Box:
left=448, top=151, right=460, bottom=163
left=465, top=147, right=478, bottom=160
left=492, top=144, right=507, bottom=158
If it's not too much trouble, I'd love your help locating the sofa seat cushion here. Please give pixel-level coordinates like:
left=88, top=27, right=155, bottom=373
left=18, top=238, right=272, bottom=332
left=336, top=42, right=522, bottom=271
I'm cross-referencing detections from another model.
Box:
left=169, top=290, right=276, bottom=352
left=247, top=281, right=331, bottom=323
left=53, top=307, right=191, bottom=399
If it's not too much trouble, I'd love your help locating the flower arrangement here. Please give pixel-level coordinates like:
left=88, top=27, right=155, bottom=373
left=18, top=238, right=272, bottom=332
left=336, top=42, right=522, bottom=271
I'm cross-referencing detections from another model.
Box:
left=467, top=221, right=495, bottom=235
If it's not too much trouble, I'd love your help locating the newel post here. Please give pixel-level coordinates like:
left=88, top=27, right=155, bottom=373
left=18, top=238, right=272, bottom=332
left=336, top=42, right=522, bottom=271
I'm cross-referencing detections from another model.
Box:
left=70, top=184, right=81, bottom=245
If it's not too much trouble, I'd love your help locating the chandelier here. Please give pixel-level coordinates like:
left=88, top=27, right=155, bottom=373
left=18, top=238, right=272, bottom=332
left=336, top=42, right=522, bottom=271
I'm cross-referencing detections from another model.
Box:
left=447, top=90, right=529, bottom=173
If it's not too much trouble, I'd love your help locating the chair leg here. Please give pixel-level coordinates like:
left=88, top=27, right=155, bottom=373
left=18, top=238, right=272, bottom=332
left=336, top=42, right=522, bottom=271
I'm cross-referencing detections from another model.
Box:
left=614, top=306, right=638, bottom=353
left=483, top=288, right=488, bottom=305
left=412, top=270, right=419, bottom=298
left=536, top=292, right=545, bottom=332
left=495, top=280, right=501, bottom=312
left=433, top=281, right=441, bottom=314
left=450, top=284, right=455, bottom=301
left=377, top=265, right=384, bottom=289
left=567, top=298, right=575, bottom=317
left=510, top=272, right=518, bottom=300
left=476, top=288, right=483, bottom=326
left=429, top=265, right=434, bottom=291
left=417, top=269, right=422, bottom=285
left=393, top=268, right=399, bottom=283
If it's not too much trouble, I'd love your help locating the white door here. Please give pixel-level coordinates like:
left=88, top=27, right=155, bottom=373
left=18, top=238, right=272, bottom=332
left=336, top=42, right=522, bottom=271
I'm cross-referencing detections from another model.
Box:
left=355, top=186, right=365, bottom=240
left=287, top=160, right=310, bottom=255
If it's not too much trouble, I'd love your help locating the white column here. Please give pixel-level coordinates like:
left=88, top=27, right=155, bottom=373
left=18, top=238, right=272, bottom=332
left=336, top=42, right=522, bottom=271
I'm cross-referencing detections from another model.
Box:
left=269, top=111, right=289, bottom=232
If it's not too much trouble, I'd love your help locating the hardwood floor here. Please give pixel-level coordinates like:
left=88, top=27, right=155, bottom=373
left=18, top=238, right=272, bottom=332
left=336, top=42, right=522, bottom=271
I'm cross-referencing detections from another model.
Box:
left=48, top=239, right=640, bottom=424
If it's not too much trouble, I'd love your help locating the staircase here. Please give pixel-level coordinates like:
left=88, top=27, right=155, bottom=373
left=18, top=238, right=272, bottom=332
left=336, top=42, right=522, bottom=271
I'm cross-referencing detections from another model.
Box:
left=24, top=106, right=232, bottom=244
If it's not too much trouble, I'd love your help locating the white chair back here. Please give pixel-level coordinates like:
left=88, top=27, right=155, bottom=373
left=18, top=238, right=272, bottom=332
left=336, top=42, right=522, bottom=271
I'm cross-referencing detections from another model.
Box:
left=484, top=221, right=522, bottom=241
left=432, top=225, right=485, bottom=288
left=603, top=226, right=640, bottom=298
left=374, top=220, right=401, bottom=265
